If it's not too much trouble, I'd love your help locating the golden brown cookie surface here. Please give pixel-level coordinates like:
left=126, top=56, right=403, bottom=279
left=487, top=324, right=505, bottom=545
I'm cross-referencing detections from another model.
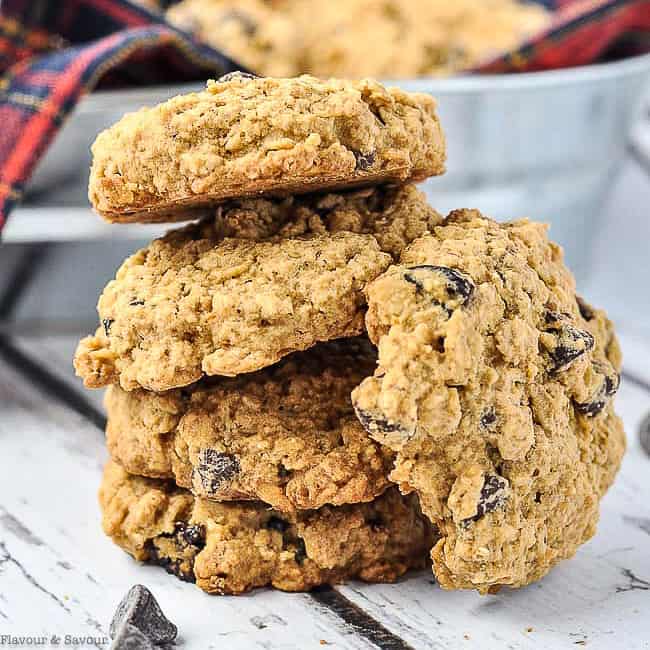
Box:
left=351, top=210, right=625, bottom=592
left=74, top=231, right=391, bottom=391
left=89, top=75, right=445, bottom=222
left=105, top=339, right=394, bottom=512
left=100, top=461, right=435, bottom=594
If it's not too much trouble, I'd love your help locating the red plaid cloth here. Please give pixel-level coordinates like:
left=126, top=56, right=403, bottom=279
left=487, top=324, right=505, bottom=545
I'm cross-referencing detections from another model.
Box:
left=0, top=0, right=648, bottom=232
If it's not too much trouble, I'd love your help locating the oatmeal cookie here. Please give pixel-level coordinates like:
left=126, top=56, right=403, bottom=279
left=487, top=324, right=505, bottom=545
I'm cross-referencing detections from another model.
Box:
left=74, top=232, right=390, bottom=391
left=351, top=209, right=625, bottom=592
left=173, top=184, right=442, bottom=261
left=99, top=461, right=435, bottom=594
left=105, top=339, right=393, bottom=511
left=89, top=75, right=446, bottom=222
left=167, top=0, right=302, bottom=78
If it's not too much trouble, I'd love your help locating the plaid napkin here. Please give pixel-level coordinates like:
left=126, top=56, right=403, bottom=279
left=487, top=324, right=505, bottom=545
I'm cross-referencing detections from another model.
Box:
left=0, top=0, right=649, bottom=232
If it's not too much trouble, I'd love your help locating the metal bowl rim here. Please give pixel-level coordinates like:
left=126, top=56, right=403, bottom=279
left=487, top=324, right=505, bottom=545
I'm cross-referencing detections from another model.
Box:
left=76, top=52, right=650, bottom=114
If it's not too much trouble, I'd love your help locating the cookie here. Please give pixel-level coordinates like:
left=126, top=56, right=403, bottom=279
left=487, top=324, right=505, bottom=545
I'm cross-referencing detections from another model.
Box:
left=74, top=232, right=391, bottom=391
left=105, top=339, right=393, bottom=512
left=89, top=75, right=446, bottom=223
left=162, top=184, right=442, bottom=261
left=296, top=0, right=550, bottom=79
left=166, top=0, right=550, bottom=79
left=351, top=210, right=626, bottom=593
left=100, top=461, right=435, bottom=594
left=167, top=0, right=303, bottom=78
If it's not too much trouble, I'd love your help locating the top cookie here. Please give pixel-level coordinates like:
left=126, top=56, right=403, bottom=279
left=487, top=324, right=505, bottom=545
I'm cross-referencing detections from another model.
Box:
left=351, top=210, right=625, bottom=593
left=89, top=75, right=446, bottom=223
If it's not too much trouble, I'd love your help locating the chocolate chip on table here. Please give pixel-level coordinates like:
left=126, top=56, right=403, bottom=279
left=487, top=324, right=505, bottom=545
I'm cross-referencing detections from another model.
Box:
left=639, top=412, right=650, bottom=458
left=472, top=474, right=509, bottom=520
left=109, top=585, right=177, bottom=645
left=194, top=449, right=240, bottom=495
left=353, top=150, right=376, bottom=171
left=403, top=265, right=475, bottom=304
left=110, top=623, right=154, bottom=650
left=102, top=318, right=114, bottom=336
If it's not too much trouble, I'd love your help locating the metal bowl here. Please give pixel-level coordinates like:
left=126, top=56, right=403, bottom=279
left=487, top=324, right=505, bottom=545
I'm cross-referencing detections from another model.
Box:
left=26, top=53, right=650, bottom=282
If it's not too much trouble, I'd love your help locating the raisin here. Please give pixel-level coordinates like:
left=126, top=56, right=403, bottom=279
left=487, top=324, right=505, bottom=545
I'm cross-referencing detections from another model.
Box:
left=111, top=624, right=154, bottom=650
left=266, top=516, right=290, bottom=533
left=403, top=265, right=474, bottom=307
left=294, top=539, right=307, bottom=565
left=480, top=407, right=497, bottom=429
left=109, top=584, right=177, bottom=644
left=194, top=449, right=240, bottom=495
left=544, top=314, right=594, bottom=372
left=102, top=318, right=114, bottom=336
left=471, top=474, right=509, bottom=520
left=576, top=296, right=595, bottom=321
left=217, top=70, right=259, bottom=83
left=353, top=150, right=376, bottom=171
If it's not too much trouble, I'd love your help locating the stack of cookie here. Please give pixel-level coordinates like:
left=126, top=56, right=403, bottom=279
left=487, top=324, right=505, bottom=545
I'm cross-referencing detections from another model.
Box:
left=75, top=74, right=625, bottom=595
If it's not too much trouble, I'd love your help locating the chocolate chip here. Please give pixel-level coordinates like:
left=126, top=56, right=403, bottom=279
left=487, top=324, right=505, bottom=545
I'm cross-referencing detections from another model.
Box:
left=480, top=407, right=497, bottom=429
left=404, top=265, right=474, bottom=306
left=576, top=296, right=595, bottom=321
left=278, top=463, right=291, bottom=479
left=294, top=539, right=307, bottom=565
left=110, top=623, right=154, bottom=650
left=194, top=449, right=240, bottom=496
left=102, top=318, right=114, bottom=336
left=367, top=515, right=385, bottom=532
left=129, top=299, right=144, bottom=306
left=545, top=314, right=594, bottom=372
left=109, top=585, right=177, bottom=645
left=353, top=150, right=376, bottom=171
left=574, top=362, right=620, bottom=417
left=217, top=70, right=259, bottom=83
left=640, top=412, right=650, bottom=458
left=181, top=523, right=206, bottom=548
left=354, top=405, right=409, bottom=438
left=146, top=543, right=195, bottom=584
left=266, top=516, right=290, bottom=533
left=473, top=474, right=509, bottom=520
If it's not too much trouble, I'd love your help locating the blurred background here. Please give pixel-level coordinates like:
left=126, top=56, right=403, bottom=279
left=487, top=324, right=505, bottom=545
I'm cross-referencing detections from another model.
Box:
left=1, top=0, right=649, bottom=353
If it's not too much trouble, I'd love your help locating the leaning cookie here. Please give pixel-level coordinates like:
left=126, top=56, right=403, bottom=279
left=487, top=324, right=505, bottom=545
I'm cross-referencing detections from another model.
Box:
left=89, top=74, right=446, bottom=222
left=100, top=461, right=435, bottom=595
left=105, top=339, right=394, bottom=512
left=74, top=232, right=390, bottom=391
left=351, top=209, right=626, bottom=593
